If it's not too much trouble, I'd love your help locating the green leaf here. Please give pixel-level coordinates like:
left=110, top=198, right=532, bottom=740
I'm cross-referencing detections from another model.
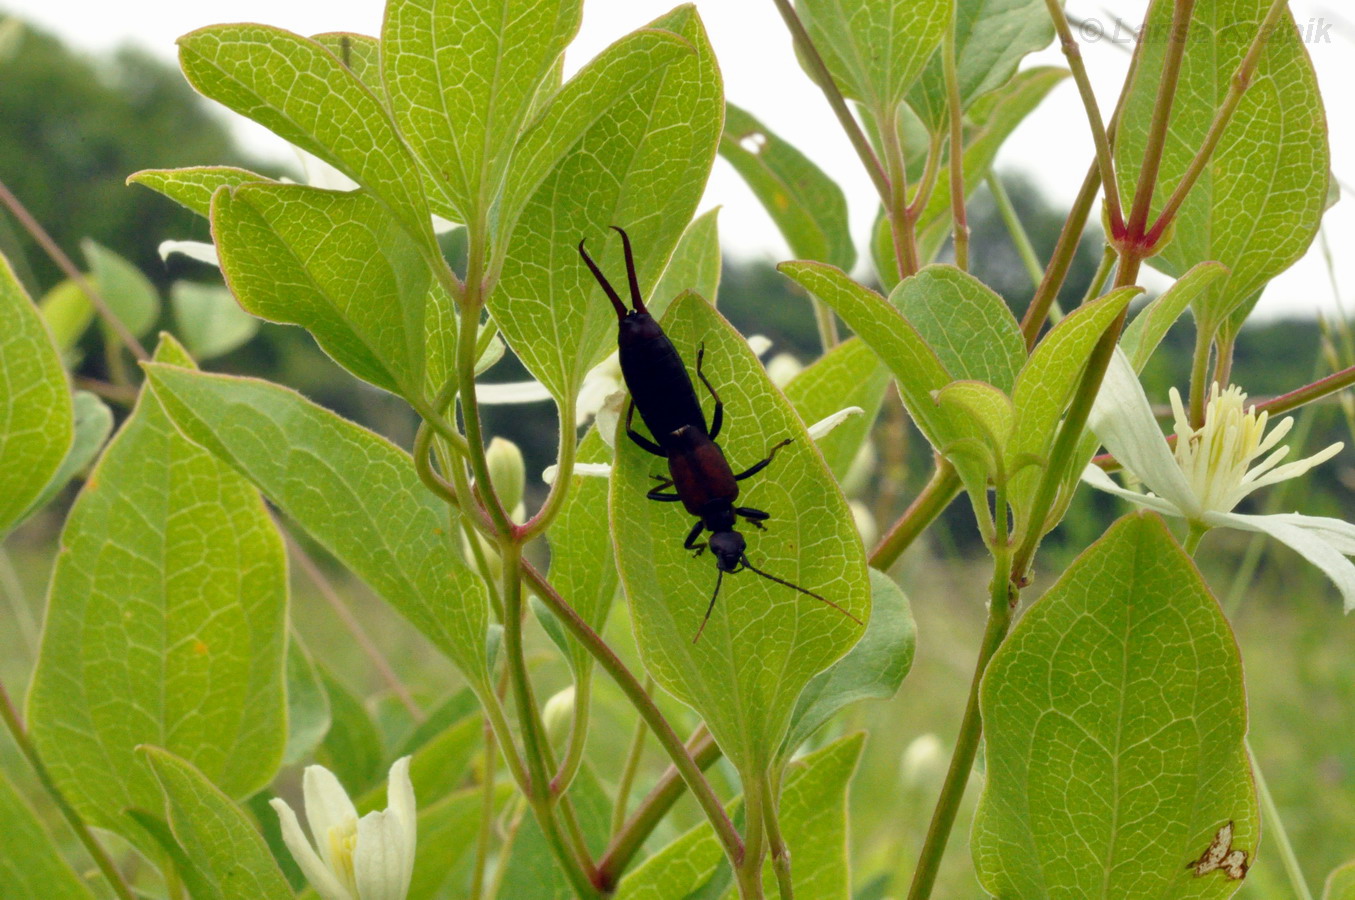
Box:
left=794, top=0, right=950, bottom=112
left=409, top=784, right=513, bottom=899
left=781, top=570, right=914, bottom=758
left=128, top=166, right=274, bottom=218
left=0, top=251, right=73, bottom=535
left=177, top=24, right=437, bottom=251
left=652, top=206, right=723, bottom=320
left=1005, top=287, right=1138, bottom=527
left=82, top=239, right=159, bottom=338
left=171, top=281, right=259, bottom=360
left=615, top=733, right=864, bottom=898
left=492, top=6, right=721, bottom=400
left=719, top=102, right=855, bottom=270
left=312, top=32, right=384, bottom=101
left=907, top=0, right=1054, bottom=131
left=778, top=261, right=953, bottom=452
left=1326, top=860, right=1355, bottom=900
left=282, top=636, right=331, bottom=767
left=973, top=513, right=1258, bottom=899
left=143, top=365, right=491, bottom=686
left=141, top=747, right=293, bottom=900
left=934, top=379, right=1016, bottom=499
left=314, top=667, right=385, bottom=797
left=28, top=336, right=288, bottom=856
left=611, top=292, right=869, bottom=775
left=0, top=769, right=96, bottom=899
left=127, top=808, right=220, bottom=899
left=17, top=390, right=113, bottom=526
left=382, top=0, right=582, bottom=224
left=498, top=765, right=611, bottom=899
left=1114, top=0, right=1328, bottom=327
left=546, top=429, right=617, bottom=673
left=782, top=337, right=891, bottom=480
left=38, top=278, right=95, bottom=352
left=394, top=688, right=479, bottom=757
left=211, top=183, right=429, bottom=396
left=493, top=26, right=694, bottom=251
left=888, top=264, right=1025, bottom=392
left=1120, top=262, right=1227, bottom=371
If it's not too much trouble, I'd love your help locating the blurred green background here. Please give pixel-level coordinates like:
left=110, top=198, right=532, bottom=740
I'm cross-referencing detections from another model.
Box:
left=2, top=14, right=1352, bottom=897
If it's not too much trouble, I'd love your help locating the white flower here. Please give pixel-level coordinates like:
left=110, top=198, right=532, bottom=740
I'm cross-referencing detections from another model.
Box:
left=270, top=757, right=416, bottom=900
left=1085, top=347, right=1355, bottom=610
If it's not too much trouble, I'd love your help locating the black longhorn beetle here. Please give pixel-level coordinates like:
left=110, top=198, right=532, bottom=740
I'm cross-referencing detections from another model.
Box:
left=579, top=226, right=861, bottom=642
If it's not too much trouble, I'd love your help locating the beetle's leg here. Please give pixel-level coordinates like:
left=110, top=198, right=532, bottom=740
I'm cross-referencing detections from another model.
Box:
left=695, top=343, right=725, bottom=440
left=733, top=438, right=793, bottom=481
left=647, top=475, right=682, bottom=502
left=625, top=400, right=665, bottom=457
left=735, top=506, right=770, bottom=530
left=684, top=519, right=707, bottom=556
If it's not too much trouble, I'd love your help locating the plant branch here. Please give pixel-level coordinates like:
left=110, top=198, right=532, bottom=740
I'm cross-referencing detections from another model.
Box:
left=906, top=541, right=1016, bottom=900
left=609, top=679, right=655, bottom=837
left=869, top=460, right=962, bottom=570
left=943, top=1, right=969, bottom=270
left=523, top=393, right=578, bottom=541
left=521, top=561, right=744, bottom=878
left=0, top=681, right=137, bottom=900
left=762, top=771, right=794, bottom=899
left=0, top=178, right=149, bottom=361
left=987, top=173, right=1045, bottom=290
left=735, top=770, right=768, bottom=899
left=769, top=0, right=893, bottom=205
left=880, top=110, right=922, bottom=279
left=1145, top=0, right=1293, bottom=245
left=550, top=668, right=592, bottom=795
left=470, top=716, right=497, bottom=900
left=598, top=728, right=722, bottom=888
left=1255, top=363, right=1355, bottom=418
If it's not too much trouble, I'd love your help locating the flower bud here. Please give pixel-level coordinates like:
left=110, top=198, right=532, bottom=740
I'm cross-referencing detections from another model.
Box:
left=900, top=733, right=945, bottom=790
left=849, top=500, right=878, bottom=549
left=840, top=440, right=878, bottom=498
left=766, top=352, right=803, bottom=388
left=486, top=437, right=525, bottom=519
left=541, top=686, right=576, bottom=747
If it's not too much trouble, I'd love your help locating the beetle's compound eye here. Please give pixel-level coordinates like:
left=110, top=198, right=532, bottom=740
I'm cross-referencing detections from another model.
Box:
left=709, top=531, right=745, bottom=572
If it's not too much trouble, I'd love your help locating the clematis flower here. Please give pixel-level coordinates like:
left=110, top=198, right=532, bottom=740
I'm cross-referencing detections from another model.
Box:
left=1084, top=348, right=1355, bottom=610
left=270, top=757, right=416, bottom=900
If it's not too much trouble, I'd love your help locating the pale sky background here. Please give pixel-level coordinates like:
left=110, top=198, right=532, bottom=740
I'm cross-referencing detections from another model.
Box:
left=5, top=0, right=1353, bottom=319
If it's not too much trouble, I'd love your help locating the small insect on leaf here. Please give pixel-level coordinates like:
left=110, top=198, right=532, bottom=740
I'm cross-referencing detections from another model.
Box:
left=1187, top=821, right=1249, bottom=880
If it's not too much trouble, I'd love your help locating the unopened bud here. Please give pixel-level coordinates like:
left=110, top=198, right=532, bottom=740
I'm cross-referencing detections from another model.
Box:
left=766, top=352, right=802, bottom=388
left=486, top=437, right=525, bottom=518
left=900, top=733, right=945, bottom=790
left=541, top=686, right=576, bottom=747
left=849, top=500, right=877, bottom=549
left=840, top=440, right=877, bottom=497
left=460, top=529, right=502, bottom=582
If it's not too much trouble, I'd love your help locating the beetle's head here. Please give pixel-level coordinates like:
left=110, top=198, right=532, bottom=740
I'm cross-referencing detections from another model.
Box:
left=708, top=530, right=745, bottom=573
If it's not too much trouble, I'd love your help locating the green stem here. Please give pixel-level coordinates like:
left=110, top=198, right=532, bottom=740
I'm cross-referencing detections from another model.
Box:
left=1081, top=244, right=1117, bottom=307
left=1018, top=163, right=1100, bottom=347
left=1188, top=319, right=1216, bottom=428
left=470, top=717, right=498, bottom=900
left=1043, top=0, right=1124, bottom=232
left=523, top=393, right=578, bottom=541
left=455, top=296, right=514, bottom=536
left=869, top=460, right=962, bottom=571
left=880, top=107, right=921, bottom=280
left=1182, top=521, right=1209, bottom=556
left=1250, top=739, right=1315, bottom=900
left=810, top=298, right=841, bottom=353
left=0, top=681, right=137, bottom=900
left=0, top=547, right=39, bottom=655
left=762, top=772, right=793, bottom=900
left=942, top=0, right=969, bottom=271
left=907, top=131, right=945, bottom=220
left=987, top=173, right=1045, bottom=290
left=735, top=771, right=768, bottom=900
left=907, top=544, right=1016, bottom=900
left=522, top=561, right=744, bottom=878
left=501, top=544, right=600, bottom=896
left=551, top=667, right=591, bottom=795
left=768, top=0, right=891, bottom=204
left=609, top=679, right=654, bottom=837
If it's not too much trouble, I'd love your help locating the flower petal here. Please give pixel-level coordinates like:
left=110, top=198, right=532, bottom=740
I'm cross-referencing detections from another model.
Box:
left=542, top=462, right=612, bottom=485
left=271, top=798, right=354, bottom=900
left=807, top=406, right=864, bottom=441
left=384, top=757, right=416, bottom=891
left=1080, top=464, right=1183, bottom=517
left=476, top=380, right=554, bottom=405
left=158, top=240, right=219, bottom=267
left=353, top=810, right=412, bottom=900
left=303, top=765, right=359, bottom=874
left=1210, top=511, right=1355, bottom=611
left=594, top=390, right=626, bottom=450
left=1089, top=348, right=1199, bottom=514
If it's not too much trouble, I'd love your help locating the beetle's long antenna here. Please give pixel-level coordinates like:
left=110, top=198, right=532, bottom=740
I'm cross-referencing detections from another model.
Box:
left=578, top=238, right=628, bottom=320
left=740, top=556, right=862, bottom=625
left=609, top=225, right=649, bottom=315
left=692, top=569, right=725, bottom=643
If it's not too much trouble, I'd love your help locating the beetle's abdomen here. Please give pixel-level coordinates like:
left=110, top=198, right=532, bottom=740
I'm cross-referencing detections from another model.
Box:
left=666, top=427, right=738, bottom=517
